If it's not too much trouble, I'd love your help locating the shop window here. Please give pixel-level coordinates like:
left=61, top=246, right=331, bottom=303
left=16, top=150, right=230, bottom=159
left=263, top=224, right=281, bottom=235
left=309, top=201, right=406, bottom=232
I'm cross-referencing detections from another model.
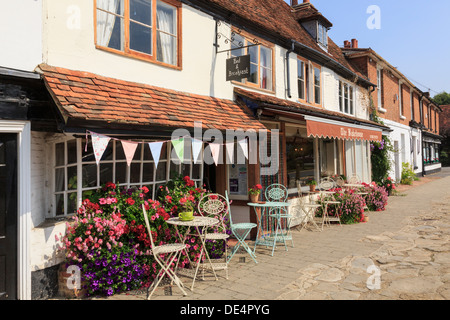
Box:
left=285, top=127, right=314, bottom=191
left=95, top=0, right=181, bottom=67
left=52, top=137, right=202, bottom=216
left=231, top=33, right=273, bottom=91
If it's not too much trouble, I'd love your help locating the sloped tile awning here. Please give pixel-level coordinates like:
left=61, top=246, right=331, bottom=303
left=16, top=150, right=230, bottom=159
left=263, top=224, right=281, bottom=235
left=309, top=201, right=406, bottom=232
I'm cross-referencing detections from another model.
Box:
left=37, top=64, right=265, bottom=133
left=305, top=116, right=383, bottom=142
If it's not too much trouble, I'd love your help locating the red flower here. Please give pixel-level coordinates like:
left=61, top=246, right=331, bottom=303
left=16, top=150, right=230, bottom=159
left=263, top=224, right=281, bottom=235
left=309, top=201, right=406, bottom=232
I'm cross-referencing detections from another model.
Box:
left=126, top=198, right=135, bottom=206
left=255, top=184, right=262, bottom=190
left=141, top=186, right=149, bottom=194
left=183, top=176, right=195, bottom=187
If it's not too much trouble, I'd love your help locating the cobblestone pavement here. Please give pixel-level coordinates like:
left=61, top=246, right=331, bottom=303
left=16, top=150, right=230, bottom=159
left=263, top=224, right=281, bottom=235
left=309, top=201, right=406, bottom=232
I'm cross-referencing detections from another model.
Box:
left=88, top=170, right=450, bottom=301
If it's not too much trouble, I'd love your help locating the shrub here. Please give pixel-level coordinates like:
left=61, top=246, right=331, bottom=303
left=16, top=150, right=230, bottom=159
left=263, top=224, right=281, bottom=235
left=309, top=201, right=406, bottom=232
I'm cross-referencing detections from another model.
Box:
left=401, top=162, right=417, bottom=185
left=371, top=136, right=393, bottom=184
left=378, top=176, right=396, bottom=195
left=362, top=183, right=389, bottom=211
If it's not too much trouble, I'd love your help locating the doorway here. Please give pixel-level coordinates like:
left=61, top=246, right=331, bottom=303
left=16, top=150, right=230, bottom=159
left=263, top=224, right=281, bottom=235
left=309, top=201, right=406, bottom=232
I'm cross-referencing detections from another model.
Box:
left=0, top=133, right=18, bottom=300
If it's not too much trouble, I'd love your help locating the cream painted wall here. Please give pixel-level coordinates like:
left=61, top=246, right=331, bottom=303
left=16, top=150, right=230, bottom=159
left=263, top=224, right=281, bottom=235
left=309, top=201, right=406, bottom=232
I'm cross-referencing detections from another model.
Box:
left=43, top=1, right=235, bottom=99
left=0, top=0, right=42, bottom=71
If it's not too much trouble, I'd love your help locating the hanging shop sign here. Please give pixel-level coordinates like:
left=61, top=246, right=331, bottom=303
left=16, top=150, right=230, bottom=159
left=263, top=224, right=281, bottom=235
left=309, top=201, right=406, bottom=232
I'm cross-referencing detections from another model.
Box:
left=226, top=54, right=250, bottom=81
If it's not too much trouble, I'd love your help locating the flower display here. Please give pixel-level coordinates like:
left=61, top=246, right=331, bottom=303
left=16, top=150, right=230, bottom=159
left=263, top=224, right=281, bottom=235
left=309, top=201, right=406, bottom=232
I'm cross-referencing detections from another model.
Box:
left=315, top=188, right=366, bottom=224
left=361, top=183, right=389, bottom=211
left=248, top=184, right=263, bottom=195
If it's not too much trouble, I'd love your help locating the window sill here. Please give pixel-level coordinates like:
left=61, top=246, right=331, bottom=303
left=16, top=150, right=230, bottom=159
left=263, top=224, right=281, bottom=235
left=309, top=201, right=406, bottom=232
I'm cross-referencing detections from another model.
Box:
left=95, top=45, right=182, bottom=71
left=35, top=216, right=73, bottom=229
left=232, top=81, right=275, bottom=95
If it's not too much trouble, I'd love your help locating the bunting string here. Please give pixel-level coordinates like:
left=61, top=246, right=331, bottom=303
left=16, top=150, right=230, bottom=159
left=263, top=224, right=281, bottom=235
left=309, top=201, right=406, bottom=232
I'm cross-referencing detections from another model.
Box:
left=85, top=130, right=249, bottom=167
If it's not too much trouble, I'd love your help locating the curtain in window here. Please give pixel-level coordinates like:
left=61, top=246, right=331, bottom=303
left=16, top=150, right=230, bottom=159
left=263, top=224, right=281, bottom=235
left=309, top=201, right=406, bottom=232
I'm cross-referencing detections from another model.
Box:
left=156, top=2, right=175, bottom=65
left=260, top=47, right=271, bottom=89
left=97, top=0, right=121, bottom=47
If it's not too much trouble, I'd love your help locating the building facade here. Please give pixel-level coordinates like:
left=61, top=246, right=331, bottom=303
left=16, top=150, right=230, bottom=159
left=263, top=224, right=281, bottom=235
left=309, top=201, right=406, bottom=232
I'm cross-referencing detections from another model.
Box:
left=1, top=0, right=434, bottom=300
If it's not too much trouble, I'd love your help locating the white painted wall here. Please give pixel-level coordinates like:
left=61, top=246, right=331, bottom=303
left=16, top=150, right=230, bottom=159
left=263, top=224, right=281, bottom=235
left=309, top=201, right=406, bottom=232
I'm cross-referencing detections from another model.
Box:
left=0, top=0, right=42, bottom=71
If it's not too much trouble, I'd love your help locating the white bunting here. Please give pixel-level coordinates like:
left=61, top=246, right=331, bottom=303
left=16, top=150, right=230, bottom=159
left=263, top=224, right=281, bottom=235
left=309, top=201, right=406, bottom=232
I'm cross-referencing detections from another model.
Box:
left=225, top=142, right=234, bottom=164
left=91, top=132, right=111, bottom=165
left=238, top=139, right=248, bottom=159
left=148, top=141, right=164, bottom=169
left=192, top=138, right=203, bottom=164
left=209, top=143, right=221, bottom=166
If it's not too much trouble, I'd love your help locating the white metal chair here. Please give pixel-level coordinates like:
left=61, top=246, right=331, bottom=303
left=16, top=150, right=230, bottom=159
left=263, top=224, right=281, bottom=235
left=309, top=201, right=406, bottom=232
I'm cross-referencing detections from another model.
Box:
left=197, top=193, right=230, bottom=279
left=141, top=204, right=187, bottom=299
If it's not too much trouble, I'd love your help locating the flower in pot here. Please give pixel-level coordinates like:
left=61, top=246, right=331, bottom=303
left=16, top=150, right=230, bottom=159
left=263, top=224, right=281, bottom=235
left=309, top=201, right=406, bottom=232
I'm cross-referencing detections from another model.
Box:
left=178, top=195, right=195, bottom=221
left=306, top=179, right=317, bottom=192
left=248, top=184, right=263, bottom=202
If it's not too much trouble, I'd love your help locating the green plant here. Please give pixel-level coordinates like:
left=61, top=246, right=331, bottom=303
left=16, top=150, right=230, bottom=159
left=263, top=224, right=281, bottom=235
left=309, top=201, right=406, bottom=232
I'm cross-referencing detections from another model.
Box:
left=305, top=178, right=317, bottom=186
left=315, top=189, right=366, bottom=224
left=401, top=162, right=417, bottom=185
left=370, top=136, right=393, bottom=184
left=378, top=176, right=396, bottom=195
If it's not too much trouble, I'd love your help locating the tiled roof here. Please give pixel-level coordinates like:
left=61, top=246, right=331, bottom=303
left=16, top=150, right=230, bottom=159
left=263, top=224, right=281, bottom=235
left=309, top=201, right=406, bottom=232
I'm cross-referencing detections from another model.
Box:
left=203, top=0, right=367, bottom=81
left=234, top=87, right=389, bottom=130
left=38, top=64, right=265, bottom=131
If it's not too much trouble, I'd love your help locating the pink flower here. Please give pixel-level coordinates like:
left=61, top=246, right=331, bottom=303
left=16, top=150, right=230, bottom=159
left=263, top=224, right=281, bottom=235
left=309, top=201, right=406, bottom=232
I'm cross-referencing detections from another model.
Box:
left=99, top=198, right=107, bottom=205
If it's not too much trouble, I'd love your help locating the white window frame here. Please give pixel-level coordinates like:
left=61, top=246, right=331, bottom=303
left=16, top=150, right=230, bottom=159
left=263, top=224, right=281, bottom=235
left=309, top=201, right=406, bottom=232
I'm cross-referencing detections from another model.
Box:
left=399, top=80, right=406, bottom=120
left=339, top=79, right=355, bottom=116
left=377, top=67, right=386, bottom=113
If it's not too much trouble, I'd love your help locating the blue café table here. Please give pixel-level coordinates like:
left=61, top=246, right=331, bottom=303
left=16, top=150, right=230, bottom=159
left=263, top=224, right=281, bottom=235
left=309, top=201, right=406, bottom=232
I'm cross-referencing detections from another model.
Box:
left=247, top=201, right=292, bottom=256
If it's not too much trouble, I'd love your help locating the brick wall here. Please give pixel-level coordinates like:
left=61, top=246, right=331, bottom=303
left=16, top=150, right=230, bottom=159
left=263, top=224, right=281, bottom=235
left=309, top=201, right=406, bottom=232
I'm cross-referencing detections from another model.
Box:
left=439, top=105, right=450, bottom=136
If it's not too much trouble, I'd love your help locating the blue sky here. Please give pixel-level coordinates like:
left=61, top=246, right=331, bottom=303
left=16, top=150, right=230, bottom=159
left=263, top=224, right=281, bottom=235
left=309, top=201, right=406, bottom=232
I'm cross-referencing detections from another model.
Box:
left=284, top=0, right=450, bottom=97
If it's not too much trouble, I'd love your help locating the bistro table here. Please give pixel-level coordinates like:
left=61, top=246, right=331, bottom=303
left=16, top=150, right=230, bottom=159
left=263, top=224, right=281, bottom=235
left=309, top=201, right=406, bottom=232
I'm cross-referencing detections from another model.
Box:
left=166, top=216, right=219, bottom=291
left=248, top=201, right=292, bottom=256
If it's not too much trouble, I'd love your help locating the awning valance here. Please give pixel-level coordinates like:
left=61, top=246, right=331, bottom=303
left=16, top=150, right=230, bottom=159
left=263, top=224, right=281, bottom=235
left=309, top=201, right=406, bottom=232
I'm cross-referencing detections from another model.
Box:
left=305, top=116, right=383, bottom=142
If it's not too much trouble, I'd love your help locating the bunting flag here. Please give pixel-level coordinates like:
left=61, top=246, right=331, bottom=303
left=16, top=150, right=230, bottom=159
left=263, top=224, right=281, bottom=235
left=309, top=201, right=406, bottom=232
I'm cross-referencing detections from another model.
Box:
left=121, top=140, right=139, bottom=166
left=192, top=138, right=203, bottom=164
left=238, top=139, right=248, bottom=159
left=171, top=138, right=184, bottom=161
left=225, top=142, right=234, bottom=164
left=91, top=132, right=111, bottom=165
left=209, top=143, right=221, bottom=166
left=148, top=141, right=164, bottom=169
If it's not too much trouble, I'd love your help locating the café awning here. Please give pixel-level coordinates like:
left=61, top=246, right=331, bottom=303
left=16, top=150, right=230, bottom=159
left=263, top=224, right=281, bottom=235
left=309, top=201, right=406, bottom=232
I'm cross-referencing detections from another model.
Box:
left=304, top=115, right=383, bottom=142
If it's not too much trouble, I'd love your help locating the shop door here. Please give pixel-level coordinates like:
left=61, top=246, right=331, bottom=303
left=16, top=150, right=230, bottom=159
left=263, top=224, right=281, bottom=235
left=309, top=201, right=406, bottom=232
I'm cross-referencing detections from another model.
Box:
left=0, top=133, right=18, bottom=300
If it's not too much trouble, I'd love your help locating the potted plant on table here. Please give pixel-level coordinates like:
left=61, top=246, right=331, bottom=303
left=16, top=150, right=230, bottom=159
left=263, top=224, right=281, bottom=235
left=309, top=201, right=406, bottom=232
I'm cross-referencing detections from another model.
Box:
left=248, top=184, right=263, bottom=203
left=306, top=178, right=317, bottom=192
left=178, top=195, right=195, bottom=221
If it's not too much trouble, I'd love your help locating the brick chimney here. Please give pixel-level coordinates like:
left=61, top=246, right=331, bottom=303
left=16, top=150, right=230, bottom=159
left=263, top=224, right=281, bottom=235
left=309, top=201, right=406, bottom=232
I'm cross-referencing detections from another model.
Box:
left=344, top=40, right=351, bottom=48
left=351, top=38, right=358, bottom=49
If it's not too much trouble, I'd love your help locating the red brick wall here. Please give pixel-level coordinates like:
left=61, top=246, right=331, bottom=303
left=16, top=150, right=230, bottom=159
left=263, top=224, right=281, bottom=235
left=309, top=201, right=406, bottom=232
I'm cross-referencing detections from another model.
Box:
left=439, top=105, right=450, bottom=135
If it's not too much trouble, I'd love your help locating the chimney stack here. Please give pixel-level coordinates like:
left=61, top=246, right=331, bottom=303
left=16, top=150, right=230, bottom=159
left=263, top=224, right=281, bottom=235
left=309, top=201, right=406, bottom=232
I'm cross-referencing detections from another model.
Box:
left=351, top=38, right=358, bottom=49
left=344, top=40, right=351, bottom=49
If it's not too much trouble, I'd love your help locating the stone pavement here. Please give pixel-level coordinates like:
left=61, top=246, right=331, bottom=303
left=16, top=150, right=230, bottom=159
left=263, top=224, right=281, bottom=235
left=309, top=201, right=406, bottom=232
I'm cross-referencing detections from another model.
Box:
left=91, top=169, right=450, bottom=301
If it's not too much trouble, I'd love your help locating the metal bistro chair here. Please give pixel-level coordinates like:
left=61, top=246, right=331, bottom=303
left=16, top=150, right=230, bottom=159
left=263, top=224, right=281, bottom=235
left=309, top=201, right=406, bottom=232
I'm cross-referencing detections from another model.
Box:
left=297, top=181, right=322, bottom=232
left=265, top=183, right=293, bottom=256
left=197, top=193, right=230, bottom=279
left=141, top=204, right=187, bottom=299
left=225, top=191, right=258, bottom=264
left=316, top=180, right=341, bottom=230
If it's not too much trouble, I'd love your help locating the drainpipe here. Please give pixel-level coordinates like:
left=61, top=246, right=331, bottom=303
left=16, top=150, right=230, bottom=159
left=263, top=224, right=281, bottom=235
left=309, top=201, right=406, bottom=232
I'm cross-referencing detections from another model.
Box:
left=286, top=40, right=295, bottom=99
left=419, top=94, right=425, bottom=177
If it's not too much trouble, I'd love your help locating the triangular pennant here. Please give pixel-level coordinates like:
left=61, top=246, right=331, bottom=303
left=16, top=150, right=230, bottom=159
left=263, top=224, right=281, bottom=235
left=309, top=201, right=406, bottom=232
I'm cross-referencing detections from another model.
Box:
left=171, top=138, right=184, bottom=161
left=192, top=138, right=203, bottom=164
left=225, top=142, right=234, bottom=164
left=238, top=139, right=248, bottom=160
left=148, top=141, right=163, bottom=169
left=91, top=132, right=111, bottom=165
left=121, top=140, right=139, bottom=166
left=209, top=143, right=220, bottom=166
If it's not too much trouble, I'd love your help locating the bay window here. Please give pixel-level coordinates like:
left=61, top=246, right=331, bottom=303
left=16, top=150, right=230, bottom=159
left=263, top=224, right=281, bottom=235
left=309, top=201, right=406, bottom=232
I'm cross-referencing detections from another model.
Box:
left=52, top=136, right=203, bottom=216
left=95, top=0, right=181, bottom=67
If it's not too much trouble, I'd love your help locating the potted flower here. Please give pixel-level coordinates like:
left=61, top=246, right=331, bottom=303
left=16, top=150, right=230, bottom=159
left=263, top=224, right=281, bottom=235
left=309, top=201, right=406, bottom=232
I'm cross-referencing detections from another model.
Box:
left=306, top=178, right=317, bottom=192
left=178, top=195, right=195, bottom=221
left=248, top=184, right=263, bottom=203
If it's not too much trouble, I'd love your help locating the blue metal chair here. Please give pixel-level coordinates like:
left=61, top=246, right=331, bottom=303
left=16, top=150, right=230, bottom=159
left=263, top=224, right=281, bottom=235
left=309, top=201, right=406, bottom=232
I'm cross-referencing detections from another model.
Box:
left=264, top=183, right=293, bottom=256
left=225, top=191, right=258, bottom=264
